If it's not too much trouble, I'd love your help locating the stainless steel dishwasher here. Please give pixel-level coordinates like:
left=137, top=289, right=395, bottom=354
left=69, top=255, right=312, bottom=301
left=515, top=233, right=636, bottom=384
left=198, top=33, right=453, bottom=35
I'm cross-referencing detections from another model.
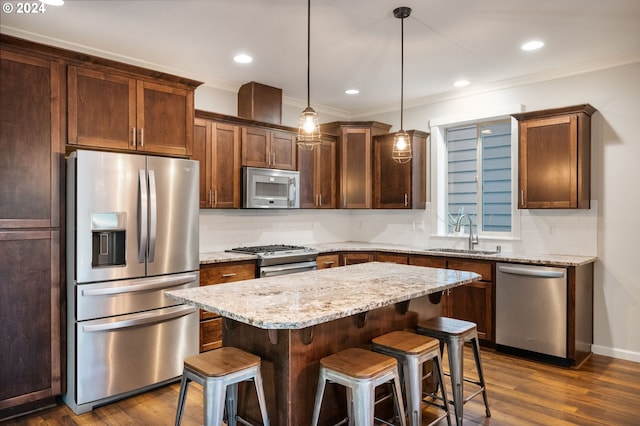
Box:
left=496, top=263, right=568, bottom=363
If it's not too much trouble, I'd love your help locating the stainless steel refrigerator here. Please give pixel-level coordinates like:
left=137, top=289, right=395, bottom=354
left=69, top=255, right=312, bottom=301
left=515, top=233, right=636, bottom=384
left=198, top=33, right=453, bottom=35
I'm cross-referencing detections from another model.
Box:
left=64, top=150, right=200, bottom=414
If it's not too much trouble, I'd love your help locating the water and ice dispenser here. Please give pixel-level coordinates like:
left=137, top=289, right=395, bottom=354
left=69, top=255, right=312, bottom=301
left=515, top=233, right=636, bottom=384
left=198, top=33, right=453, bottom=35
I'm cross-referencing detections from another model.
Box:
left=91, top=212, right=127, bottom=268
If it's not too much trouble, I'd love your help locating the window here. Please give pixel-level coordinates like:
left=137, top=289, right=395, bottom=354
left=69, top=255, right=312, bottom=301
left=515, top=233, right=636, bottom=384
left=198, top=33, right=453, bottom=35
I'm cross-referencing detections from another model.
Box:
left=445, top=120, right=512, bottom=235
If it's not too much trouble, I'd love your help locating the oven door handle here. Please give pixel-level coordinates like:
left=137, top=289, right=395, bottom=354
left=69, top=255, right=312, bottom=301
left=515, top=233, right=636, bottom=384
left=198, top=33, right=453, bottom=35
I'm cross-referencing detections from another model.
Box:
left=261, top=261, right=317, bottom=277
left=81, top=273, right=198, bottom=296
left=82, top=305, right=197, bottom=332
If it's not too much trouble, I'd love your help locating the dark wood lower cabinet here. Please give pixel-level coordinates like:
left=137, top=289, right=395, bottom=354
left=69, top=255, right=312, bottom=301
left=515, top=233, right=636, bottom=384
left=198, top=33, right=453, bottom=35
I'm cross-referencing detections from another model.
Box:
left=410, top=255, right=494, bottom=342
left=198, top=261, right=256, bottom=352
left=340, top=252, right=375, bottom=266
left=0, top=231, right=60, bottom=418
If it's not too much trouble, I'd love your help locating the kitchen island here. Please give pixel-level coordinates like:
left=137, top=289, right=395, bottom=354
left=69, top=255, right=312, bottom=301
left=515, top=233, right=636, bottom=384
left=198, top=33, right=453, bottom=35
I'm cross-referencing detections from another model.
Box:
left=167, top=262, right=481, bottom=425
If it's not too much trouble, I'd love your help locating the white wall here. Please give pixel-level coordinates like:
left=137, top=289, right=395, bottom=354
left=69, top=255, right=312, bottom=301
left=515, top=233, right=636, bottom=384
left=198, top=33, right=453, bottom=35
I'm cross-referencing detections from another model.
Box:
left=195, top=61, right=640, bottom=362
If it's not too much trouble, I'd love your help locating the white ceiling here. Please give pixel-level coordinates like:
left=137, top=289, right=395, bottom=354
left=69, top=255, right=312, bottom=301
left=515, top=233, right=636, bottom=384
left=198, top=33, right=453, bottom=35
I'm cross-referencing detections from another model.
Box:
left=2, top=0, right=640, bottom=116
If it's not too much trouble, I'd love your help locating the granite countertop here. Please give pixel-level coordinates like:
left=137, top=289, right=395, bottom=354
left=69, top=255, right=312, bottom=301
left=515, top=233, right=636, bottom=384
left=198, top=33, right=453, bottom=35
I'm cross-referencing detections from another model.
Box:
left=199, top=242, right=597, bottom=267
left=167, top=262, right=480, bottom=329
left=310, top=242, right=596, bottom=266
left=200, top=251, right=258, bottom=264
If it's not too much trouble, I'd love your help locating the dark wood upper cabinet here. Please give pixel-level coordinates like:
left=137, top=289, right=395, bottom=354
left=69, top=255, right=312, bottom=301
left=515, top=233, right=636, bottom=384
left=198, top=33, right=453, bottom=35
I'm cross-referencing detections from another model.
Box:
left=241, top=126, right=296, bottom=170
left=194, top=113, right=241, bottom=209
left=68, top=65, right=197, bottom=158
left=321, top=122, right=392, bottom=209
left=373, top=130, right=428, bottom=209
left=0, top=48, right=62, bottom=229
left=513, top=104, right=596, bottom=209
left=297, top=136, right=337, bottom=208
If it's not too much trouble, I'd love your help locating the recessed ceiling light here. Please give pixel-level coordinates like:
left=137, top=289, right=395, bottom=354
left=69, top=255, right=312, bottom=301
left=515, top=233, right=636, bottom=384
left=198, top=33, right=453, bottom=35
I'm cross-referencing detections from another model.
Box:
left=345, top=89, right=359, bottom=95
left=453, top=79, right=470, bottom=88
left=521, top=40, right=544, bottom=51
left=233, top=54, right=253, bottom=64
left=39, top=0, right=64, bottom=5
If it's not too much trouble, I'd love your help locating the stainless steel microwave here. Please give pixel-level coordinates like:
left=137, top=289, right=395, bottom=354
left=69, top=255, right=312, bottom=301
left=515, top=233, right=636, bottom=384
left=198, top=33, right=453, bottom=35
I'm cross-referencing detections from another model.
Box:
left=242, top=167, right=300, bottom=208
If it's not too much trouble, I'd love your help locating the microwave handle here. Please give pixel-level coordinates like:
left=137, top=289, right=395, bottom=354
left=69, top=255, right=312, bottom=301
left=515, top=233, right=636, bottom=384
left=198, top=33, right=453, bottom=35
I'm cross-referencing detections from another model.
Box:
left=289, top=178, right=296, bottom=206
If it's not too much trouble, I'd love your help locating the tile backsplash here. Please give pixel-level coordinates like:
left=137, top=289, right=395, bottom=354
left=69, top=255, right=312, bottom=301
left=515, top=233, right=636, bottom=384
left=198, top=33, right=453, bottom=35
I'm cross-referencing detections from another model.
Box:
left=199, top=202, right=597, bottom=256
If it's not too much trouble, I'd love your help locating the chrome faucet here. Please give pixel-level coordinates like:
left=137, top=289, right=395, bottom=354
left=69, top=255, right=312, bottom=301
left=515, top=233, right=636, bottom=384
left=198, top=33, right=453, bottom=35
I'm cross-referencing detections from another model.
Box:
left=455, top=214, right=479, bottom=250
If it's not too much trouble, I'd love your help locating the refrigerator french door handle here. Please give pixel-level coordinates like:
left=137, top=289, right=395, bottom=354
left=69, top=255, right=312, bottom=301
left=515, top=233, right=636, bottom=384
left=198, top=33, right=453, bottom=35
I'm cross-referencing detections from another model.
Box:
left=81, top=273, right=198, bottom=296
left=138, top=170, right=148, bottom=263
left=148, top=170, right=157, bottom=262
left=82, top=305, right=197, bottom=332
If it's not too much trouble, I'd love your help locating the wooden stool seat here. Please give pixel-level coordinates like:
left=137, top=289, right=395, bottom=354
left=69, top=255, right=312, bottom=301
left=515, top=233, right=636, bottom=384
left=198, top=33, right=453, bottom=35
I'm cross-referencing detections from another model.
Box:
left=417, top=317, right=476, bottom=337
left=184, top=346, right=260, bottom=377
left=312, top=348, right=407, bottom=426
left=373, top=330, right=441, bottom=355
left=417, top=317, right=490, bottom=426
left=175, top=347, right=269, bottom=426
left=320, top=347, right=398, bottom=378
left=373, top=331, right=452, bottom=426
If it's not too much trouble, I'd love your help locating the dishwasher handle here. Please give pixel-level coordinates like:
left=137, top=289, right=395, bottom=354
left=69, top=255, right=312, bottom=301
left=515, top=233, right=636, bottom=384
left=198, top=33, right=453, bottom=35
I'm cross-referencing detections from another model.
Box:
left=498, top=264, right=565, bottom=279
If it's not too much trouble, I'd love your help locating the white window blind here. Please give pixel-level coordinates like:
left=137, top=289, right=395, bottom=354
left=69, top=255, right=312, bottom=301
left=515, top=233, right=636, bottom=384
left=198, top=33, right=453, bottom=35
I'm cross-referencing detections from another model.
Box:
left=446, top=121, right=511, bottom=234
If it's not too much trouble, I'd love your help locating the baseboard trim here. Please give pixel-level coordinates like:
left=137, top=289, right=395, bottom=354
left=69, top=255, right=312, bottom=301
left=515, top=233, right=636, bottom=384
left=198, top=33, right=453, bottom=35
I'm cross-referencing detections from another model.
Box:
left=592, top=344, right=640, bottom=363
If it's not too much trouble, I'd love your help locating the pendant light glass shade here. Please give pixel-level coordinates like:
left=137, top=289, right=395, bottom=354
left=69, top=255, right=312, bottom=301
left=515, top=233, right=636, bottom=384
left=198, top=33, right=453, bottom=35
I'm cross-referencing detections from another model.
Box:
left=297, top=0, right=321, bottom=150
left=391, top=6, right=412, bottom=163
left=392, top=130, right=412, bottom=163
left=297, top=106, right=322, bottom=150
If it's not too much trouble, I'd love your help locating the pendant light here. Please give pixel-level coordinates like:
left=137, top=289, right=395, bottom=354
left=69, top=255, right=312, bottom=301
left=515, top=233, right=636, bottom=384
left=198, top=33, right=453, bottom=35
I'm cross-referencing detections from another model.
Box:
left=297, top=0, right=322, bottom=150
left=391, top=6, right=412, bottom=163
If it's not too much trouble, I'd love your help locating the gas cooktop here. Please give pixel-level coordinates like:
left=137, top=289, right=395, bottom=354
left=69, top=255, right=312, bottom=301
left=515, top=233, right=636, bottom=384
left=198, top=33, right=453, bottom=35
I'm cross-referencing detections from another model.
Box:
left=228, top=244, right=314, bottom=255
left=227, top=244, right=319, bottom=266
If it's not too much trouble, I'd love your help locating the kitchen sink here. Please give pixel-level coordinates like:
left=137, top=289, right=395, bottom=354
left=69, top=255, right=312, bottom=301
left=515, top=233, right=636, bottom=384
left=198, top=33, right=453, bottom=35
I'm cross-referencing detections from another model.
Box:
left=424, top=248, right=500, bottom=255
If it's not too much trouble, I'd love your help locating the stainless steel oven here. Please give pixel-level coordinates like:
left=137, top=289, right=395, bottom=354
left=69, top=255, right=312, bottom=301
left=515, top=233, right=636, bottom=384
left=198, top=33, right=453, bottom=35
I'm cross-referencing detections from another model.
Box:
left=227, top=244, right=318, bottom=277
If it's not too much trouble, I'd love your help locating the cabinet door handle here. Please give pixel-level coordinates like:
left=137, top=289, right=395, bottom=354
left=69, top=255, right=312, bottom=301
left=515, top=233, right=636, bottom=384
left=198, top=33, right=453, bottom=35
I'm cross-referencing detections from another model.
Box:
left=521, top=190, right=525, bottom=206
left=319, top=194, right=322, bottom=206
left=214, top=190, right=218, bottom=207
left=132, top=127, right=137, bottom=146
left=208, top=190, right=212, bottom=207
left=404, top=193, right=408, bottom=206
left=221, top=273, right=237, bottom=278
left=140, top=128, right=144, bottom=147
left=323, top=261, right=335, bottom=266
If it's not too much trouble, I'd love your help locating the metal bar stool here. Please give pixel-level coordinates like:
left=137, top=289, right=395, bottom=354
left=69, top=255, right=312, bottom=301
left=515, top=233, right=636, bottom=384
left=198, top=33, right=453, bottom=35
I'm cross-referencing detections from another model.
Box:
left=416, top=317, right=490, bottom=426
left=175, top=346, right=270, bottom=426
left=372, top=331, right=452, bottom=426
left=311, top=347, right=407, bottom=426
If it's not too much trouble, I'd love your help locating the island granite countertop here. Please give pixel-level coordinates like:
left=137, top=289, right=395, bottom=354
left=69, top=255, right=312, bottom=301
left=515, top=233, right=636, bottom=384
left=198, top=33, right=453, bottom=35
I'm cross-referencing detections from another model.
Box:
left=167, top=261, right=480, bottom=329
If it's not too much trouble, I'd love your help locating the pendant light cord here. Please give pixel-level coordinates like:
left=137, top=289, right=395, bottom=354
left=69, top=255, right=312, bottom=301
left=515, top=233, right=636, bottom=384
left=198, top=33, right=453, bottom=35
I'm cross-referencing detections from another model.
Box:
left=307, top=0, right=311, bottom=108
left=400, top=14, right=404, bottom=131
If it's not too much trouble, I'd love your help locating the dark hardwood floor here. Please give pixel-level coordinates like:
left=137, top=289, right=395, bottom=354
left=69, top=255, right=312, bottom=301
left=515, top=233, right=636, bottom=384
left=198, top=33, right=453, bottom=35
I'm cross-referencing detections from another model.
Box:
left=5, top=349, right=640, bottom=425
